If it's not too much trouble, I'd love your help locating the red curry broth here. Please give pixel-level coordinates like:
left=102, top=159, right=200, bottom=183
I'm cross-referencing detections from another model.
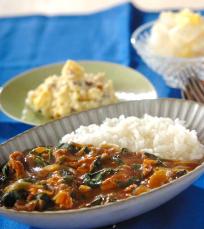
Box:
left=0, top=143, right=201, bottom=211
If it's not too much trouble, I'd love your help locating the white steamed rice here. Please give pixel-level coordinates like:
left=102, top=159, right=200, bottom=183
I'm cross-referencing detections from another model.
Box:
left=61, top=115, right=204, bottom=160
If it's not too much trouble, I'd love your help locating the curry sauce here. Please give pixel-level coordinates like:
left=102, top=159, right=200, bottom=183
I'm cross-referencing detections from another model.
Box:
left=0, top=143, right=201, bottom=211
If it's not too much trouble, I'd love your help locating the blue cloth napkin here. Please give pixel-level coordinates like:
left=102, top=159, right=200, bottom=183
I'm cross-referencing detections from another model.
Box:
left=0, top=3, right=203, bottom=229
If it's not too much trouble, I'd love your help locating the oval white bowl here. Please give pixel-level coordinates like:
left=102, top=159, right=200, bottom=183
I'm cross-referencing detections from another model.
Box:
left=0, top=99, right=204, bottom=229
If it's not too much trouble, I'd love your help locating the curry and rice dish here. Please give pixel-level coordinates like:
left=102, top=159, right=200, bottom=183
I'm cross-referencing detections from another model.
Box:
left=25, top=60, right=117, bottom=119
left=0, top=143, right=201, bottom=211
left=0, top=115, right=203, bottom=212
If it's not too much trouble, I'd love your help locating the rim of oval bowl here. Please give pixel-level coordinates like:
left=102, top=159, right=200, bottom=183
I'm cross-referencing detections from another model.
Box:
left=0, top=99, right=204, bottom=215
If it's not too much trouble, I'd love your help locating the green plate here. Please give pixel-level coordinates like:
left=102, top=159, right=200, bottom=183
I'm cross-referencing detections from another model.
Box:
left=0, top=61, right=157, bottom=126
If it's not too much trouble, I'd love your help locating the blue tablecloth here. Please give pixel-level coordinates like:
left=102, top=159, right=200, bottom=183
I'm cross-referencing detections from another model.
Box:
left=0, top=3, right=203, bottom=229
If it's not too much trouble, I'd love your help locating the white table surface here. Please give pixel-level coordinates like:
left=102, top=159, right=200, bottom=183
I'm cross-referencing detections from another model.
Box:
left=0, top=0, right=204, bottom=17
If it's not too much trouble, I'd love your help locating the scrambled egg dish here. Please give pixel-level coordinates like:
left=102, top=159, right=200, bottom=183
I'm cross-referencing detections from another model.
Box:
left=149, top=9, right=204, bottom=57
left=25, top=60, right=117, bottom=119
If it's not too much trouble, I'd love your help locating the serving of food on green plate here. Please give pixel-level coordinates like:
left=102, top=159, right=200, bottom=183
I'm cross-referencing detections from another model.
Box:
left=24, top=60, right=118, bottom=120
left=0, top=60, right=157, bottom=125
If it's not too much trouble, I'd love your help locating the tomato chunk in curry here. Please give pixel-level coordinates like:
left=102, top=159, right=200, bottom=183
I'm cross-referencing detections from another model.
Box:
left=0, top=143, right=201, bottom=211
